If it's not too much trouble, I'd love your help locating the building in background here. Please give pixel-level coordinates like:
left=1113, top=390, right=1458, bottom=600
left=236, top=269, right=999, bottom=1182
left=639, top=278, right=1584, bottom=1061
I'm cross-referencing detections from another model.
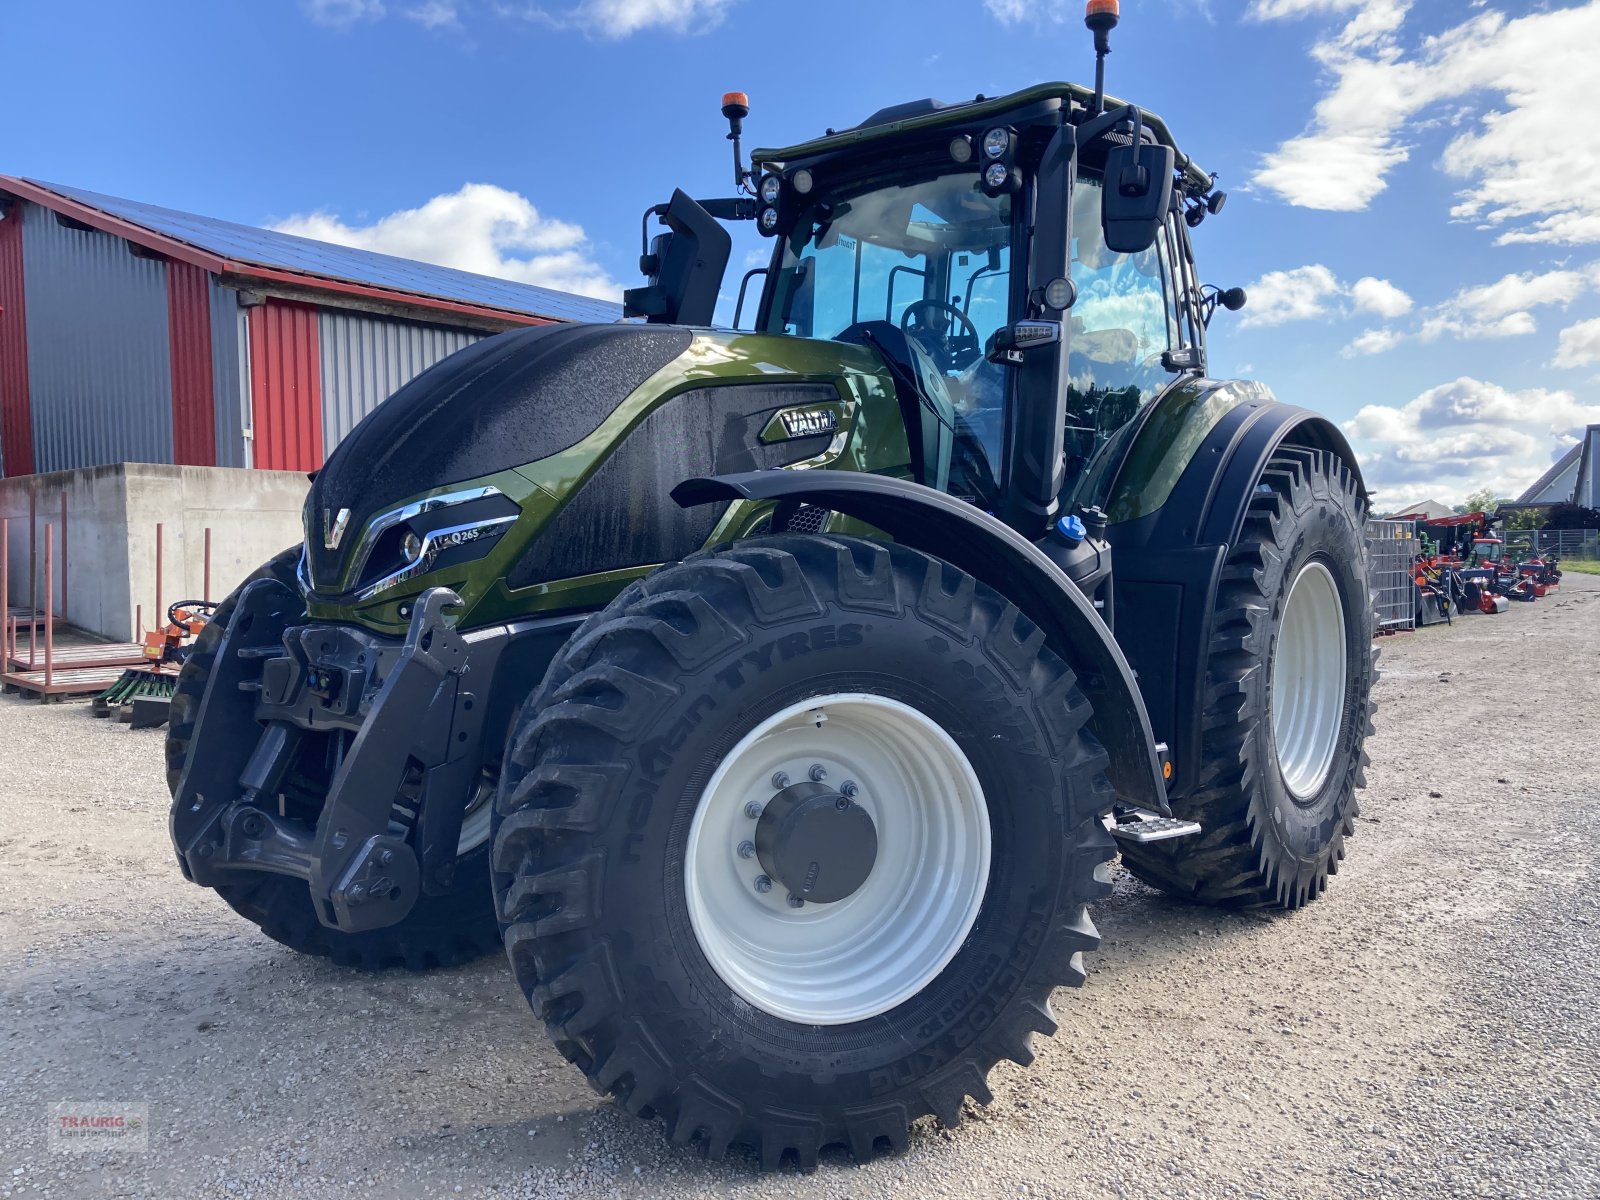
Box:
left=1385, top=498, right=1455, bottom=522
left=1514, top=425, right=1600, bottom=511
left=0, top=177, right=619, bottom=479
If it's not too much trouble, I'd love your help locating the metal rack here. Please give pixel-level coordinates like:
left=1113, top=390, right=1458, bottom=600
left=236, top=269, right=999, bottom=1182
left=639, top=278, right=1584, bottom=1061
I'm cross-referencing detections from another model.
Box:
left=1366, top=519, right=1417, bottom=633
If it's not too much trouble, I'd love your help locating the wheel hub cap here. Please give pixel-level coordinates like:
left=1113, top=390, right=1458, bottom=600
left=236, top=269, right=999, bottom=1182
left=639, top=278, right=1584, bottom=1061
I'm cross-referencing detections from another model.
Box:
left=754, top=781, right=879, bottom=903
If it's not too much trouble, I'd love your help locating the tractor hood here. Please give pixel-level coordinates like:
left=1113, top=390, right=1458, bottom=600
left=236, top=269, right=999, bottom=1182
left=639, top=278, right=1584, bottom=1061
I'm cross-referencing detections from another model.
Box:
left=303, top=323, right=693, bottom=592
left=298, top=326, right=908, bottom=628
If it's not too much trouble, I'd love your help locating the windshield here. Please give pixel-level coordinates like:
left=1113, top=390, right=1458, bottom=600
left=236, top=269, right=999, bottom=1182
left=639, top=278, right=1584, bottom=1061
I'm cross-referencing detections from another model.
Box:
left=765, top=169, right=1015, bottom=503
left=759, top=163, right=1185, bottom=515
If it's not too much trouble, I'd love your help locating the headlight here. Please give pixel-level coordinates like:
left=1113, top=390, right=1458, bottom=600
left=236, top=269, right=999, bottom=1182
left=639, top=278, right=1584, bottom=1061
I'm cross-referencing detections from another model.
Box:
left=759, top=206, right=780, bottom=234
left=792, top=168, right=814, bottom=194
left=759, top=174, right=782, bottom=205
left=304, top=485, right=520, bottom=601
left=982, top=128, right=1011, bottom=161
left=949, top=136, right=974, bottom=164
left=984, top=162, right=1010, bottom=190
left=356, top=515, right=517, bottom=602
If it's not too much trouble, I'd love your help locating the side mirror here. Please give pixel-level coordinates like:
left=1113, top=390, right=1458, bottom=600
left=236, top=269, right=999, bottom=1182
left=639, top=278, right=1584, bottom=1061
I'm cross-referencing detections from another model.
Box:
left=1101, top=141, right=1175, bottom=254
left=622, top=189, right=732, bottom=326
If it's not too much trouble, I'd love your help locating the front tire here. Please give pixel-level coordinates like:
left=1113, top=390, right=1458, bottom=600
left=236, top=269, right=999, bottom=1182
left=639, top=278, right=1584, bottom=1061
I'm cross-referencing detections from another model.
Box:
left=1120, top=447, right=1376, bottom=909
left=492, top=535, right=1115, bottom=1167
left=165, top=548, right=501, bottom=971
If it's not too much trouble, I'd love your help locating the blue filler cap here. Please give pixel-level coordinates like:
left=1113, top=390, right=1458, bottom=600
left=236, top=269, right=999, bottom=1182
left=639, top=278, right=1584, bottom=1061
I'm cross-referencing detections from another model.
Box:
left=1057, top=514, right=1086, bottom=545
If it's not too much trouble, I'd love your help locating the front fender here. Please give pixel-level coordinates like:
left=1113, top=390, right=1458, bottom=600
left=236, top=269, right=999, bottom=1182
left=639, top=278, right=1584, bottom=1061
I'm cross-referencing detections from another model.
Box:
left=672, top=470, right=1168, bottom=814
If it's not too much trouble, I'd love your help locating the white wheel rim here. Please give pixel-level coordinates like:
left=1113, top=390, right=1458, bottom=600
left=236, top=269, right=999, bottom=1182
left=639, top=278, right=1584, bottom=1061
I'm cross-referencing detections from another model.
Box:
left=685, top=693, right=990, bottom=1025
left=1270, top=561, right=1347, bottom=799
left=456, top=776, right=493, bottom=855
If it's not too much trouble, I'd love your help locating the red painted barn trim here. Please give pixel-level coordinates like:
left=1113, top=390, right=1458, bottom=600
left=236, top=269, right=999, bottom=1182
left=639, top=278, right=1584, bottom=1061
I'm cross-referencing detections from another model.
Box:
left=167, top=261, right=216, bottom=466
left=239, top=264, right=550, bottom=329
left=247, top=299, right=323, bottom=472
left=0, top=203, right=33, bottom=476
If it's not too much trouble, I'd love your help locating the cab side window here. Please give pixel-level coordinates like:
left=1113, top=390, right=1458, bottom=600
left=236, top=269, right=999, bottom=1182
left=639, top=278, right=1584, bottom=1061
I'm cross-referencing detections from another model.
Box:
left=1064, top=171, right=1182, bottom=481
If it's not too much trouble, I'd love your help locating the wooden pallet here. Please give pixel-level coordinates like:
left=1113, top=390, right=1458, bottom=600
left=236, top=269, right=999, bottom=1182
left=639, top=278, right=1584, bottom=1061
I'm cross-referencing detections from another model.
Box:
left=0, top=662, right=141, bottom=701
left=6, top=638, right=146, bottom=673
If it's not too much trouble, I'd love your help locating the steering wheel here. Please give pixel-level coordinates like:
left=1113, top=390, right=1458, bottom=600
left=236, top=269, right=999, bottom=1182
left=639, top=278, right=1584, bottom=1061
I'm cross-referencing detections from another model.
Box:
left=901, top=299, right=982, bottom=371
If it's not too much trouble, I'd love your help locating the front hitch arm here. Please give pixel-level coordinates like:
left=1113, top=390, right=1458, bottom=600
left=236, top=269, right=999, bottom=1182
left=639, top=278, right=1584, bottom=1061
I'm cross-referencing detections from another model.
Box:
left=172, top=587, right=473, bottom=934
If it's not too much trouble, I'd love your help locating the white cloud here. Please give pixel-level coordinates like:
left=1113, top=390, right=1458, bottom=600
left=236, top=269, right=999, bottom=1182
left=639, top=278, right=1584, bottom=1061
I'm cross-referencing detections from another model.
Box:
left=1252, top=3, right=1600, bottom=245
left=405, top=0, right=461, bottom=28
left=1447, top=267, right=1599, bottom=321
left=1553, top=317, right=1600, bottom=369
left=1418, top=309, right=1537, bottom=343
left=984, top=0, right=1029, bottom=21
left=303, top=0, right=385, bottom=26
left=1238, top=264, right=1342, bottom=327
left=1248, top=0, right=1368, bottom=18
left=1343, top=375, right=1600, bottom=505
left=1350, top=275, right=1413, bottom=318
left=1332, top=265, right=1600, bottom=351
left=272, top=183, right=621, bottom=300
left=515, top=0, right=735, bottom=36
left=1342, top=327, right=1404, bottom=357
left=1410, top=265, right=1600, bottom=344
left=317, top=0, right=735, bottom=37
left=1238, top=263, right=1411, bottom=328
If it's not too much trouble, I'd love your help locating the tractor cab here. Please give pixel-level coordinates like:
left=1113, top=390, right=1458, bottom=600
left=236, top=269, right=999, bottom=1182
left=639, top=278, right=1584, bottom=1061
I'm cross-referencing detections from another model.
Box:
left=749, top=128, right=1210, bottom=519
left=625, top=5, right=1238, bottom=542
left=1473, top=536, right=1504, bottom=565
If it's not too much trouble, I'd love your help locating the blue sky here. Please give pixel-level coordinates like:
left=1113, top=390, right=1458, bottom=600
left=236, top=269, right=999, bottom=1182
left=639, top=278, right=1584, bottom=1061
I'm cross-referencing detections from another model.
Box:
left=5, top=0, right=1599, bottom=508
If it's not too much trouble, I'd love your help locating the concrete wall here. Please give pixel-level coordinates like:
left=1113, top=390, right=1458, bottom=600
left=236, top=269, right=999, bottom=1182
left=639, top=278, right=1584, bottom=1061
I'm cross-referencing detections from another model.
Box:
left=1, top=463, right=308, bottom=642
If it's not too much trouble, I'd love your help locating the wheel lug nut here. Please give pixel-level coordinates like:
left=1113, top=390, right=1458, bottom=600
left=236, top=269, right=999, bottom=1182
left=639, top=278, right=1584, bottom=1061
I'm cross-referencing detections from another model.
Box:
left=744, top=801, right=764, bottom=819
left=786, top=894, right=805, bottom=909
left=770, top=772, right=790, bottom=789
left=808, top=764, right=828, bottom=782
left=737, top=840, right=756, bottom=859
left=840, top=780, right=859, bottom=799
left=754, top=875, right=773, bottom=894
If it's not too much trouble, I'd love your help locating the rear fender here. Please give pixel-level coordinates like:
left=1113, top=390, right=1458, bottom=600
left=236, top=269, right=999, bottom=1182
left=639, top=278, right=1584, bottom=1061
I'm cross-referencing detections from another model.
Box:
left=673, top=470, right=1168, bottom=814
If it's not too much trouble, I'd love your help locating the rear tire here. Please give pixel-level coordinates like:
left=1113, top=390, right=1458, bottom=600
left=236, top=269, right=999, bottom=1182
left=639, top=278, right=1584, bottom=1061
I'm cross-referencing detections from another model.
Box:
left=165, top=548, right=501, bottom=971
left=493, top=535, right=1115, bottom=1167
left=1120, top=447, right=1376, bottom=909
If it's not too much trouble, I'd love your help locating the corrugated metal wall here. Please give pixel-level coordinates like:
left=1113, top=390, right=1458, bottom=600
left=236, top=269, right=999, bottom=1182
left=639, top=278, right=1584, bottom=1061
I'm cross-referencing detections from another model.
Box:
left=247, top=299, right=322, bottom=472
left=0, top=202, right=31, bottom=477
left=318, top=309, right=482, bottom=450
left=20, top=202, right=173, bottom=472
left=209, top=281, right=248, bottom=468
left=166, top=260, right=215, bottom=466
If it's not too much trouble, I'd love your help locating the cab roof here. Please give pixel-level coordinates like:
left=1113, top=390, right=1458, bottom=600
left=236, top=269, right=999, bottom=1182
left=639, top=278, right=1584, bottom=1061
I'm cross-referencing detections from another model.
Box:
left=752, top=81, right=1212, bottom=196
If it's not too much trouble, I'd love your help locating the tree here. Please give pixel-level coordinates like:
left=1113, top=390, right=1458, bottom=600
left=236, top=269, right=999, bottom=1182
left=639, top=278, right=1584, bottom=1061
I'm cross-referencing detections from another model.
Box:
left=1460, top=487, right=1499, bottom=515
left=1500, top=506, right=1544, bottom=531
left=1543, top=503, right=1600, bottom=531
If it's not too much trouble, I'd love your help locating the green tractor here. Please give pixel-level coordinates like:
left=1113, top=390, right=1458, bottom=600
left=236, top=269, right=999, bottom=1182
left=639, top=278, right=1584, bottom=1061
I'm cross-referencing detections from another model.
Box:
left=167, top=1, right=1374, bottom=1168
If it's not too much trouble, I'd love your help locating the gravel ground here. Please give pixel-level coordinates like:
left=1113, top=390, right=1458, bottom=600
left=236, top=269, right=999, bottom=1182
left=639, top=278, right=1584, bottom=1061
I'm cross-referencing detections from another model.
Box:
left=1, top=575, right=1596, bottom=1200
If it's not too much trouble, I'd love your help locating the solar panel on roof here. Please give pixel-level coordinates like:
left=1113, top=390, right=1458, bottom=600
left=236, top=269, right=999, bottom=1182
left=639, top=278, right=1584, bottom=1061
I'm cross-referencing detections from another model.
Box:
left=25, top=178, right=622, bottom=325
